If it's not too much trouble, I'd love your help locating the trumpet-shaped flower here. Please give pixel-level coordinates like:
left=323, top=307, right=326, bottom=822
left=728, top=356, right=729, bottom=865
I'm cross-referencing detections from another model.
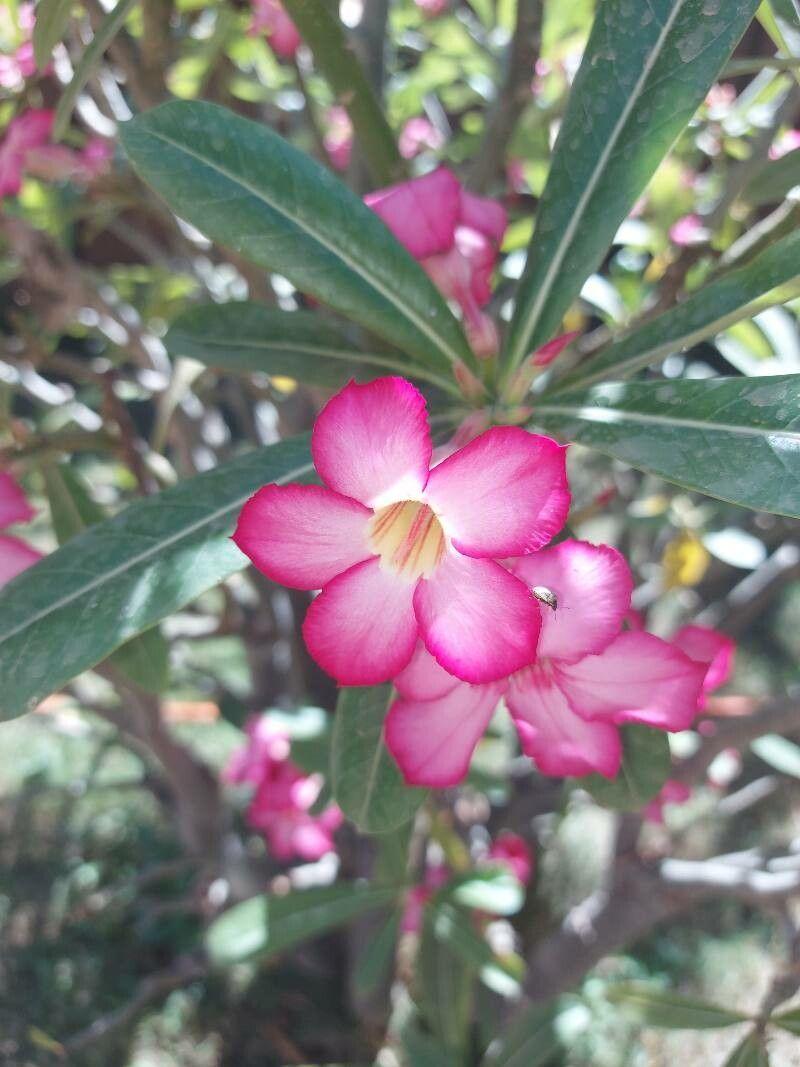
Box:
left=224, top=715, right=342, bottom=862
left=386, top=540, right=705, bottom=786
left=234, top=377, right=569, bottom=686
left=364, top=169, right=507, bottom=358
left=249, top=0, right=301, bottom=59
left=672, top=624, right=735, bottom=705
left=0, top=471, right=42, bottom=588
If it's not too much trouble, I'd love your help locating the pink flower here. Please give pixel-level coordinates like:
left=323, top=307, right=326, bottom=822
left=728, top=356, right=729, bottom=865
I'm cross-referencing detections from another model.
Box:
left=323, top=106, right=352, bottom=172
left=365, top=169, right=507, bottom=358
left=401, top=863, right=450, bottom=934
left=249, top=0, right=301, bottom=59
left=0, top=4, right=39, bottom=89
left=385, top=540, right=705, bottom=786
left=487, top=832, right=534, bottom=885
left=0, top=471, right=42, bottom=588
left=224, top=715, right=342, bottom=863
left=770, top=129, right=800, bottom=161
left=234, top=377, right=569, bottom=686
left=532, top=330, right=580, bottom=368
left=0, top=109, right=54, bottom=198
left=672, top=624, right=735, bottom=707
left=399, top=116, right=444, bottom=160
left=415, top=0, right=449, bottom=14
left=642, top=779, right=692, bottom=824
left=0, top=111, right=109, bottom=198
left=669, top=214, right=709, bottom=247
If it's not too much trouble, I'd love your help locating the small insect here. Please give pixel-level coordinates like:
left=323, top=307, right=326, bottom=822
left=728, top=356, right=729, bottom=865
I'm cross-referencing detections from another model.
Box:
left=532, top=585, right=558, bottom=612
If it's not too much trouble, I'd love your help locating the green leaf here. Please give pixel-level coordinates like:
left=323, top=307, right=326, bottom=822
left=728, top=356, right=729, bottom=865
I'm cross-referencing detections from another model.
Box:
left=501, top=0, right=762, bottom=384
left=533, top=376, right=800, bottom=517
left=605, top=983, right=752, bottom=1029
left=399, top=1018, right=457, bottom=1067
left=164, top=302, right=459, bottom=395
left=582, top=726, right=671, bottom=811
left=120, top=101, right=473, bottom=378
left=41, top=463, right=169, bottom=695
left=419, top=906, right=476, bottom=1055
left=53, top=0, right=138, bottom=141
left=280, top=0, right=404, bottom=187
left=353, top=909, right=400, bottom=999
left=330, top=685, right=426, bottom=834
left=33, top=0, right=75, bottom=69
left=744, top=149, right=800, bottom=207
left=551, top=231, right=800, bottom=392
left=443, top=866, right=525, bottom=917
left=205, top=883, right=400, bottom=966
left=426, top=902, right=523, bottom=999
left=751, top=734, right=800, bottom=778
left=724, top=1032, right=770, bottom=1067
left=481, top=1000, right=562, bottom=1067
left=771, top=1005, right=800, bottom=1035
left=0, top=435, right=312, bottom=720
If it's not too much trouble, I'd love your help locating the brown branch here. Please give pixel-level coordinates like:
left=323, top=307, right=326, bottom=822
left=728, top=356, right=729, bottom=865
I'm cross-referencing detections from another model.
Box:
left=467, top=0, right=543, bottom=193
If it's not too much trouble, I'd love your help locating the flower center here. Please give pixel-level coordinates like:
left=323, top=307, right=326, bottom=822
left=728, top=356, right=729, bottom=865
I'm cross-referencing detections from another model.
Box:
left=368, top=500, right=446, bottom=581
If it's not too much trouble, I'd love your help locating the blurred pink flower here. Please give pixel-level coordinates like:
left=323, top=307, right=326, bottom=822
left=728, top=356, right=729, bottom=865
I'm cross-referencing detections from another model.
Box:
left=0, top=109, right=54, bottom=198
left=224, top=715, right=342, bottom=863
left=642, top=779, right=692, bottom=824
left=249, top=0, right=301, bottom=59
left=532, top=329, right=580, bottom=368
left=487, top=832, right=534, bottom=885
left=0, top=111, right=111, bottom=197
left=323, top=106, right=352, bottom=172
left=399, top=116, right=444, bottom=160
left=705, top=83, right=736, bottom=113
left=401, top=863, right=450, bottom=934
left=364, top=168, right=507, bottom=357
left=770, top=129, right=800, bottom=161
left=0, top=471, right=42, bottom=589
left=0, top=4, right=39, bottom=89
left=669, top=214, right=709, bottom=247
left=415, top=0, right=449, bottom=14
left=506, top=158, right=527, bottom=195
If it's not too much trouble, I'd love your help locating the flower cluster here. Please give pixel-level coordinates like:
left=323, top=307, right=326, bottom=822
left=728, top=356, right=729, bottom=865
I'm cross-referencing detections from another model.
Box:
left=234, top=376, right=720, bottom=789
left=224, top=715, right=342, bottom=862
left=0, top=109, right=111, bottom=200
left=249, top=0, right=301, bottom=59
left=0, top=471, right=42, bottom=590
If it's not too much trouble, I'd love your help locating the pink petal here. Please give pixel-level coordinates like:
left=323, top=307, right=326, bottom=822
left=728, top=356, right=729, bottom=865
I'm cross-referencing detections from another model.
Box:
left=487, top=832, right=534, bottom=885
left=425, top=428, right=570, bottom=558
left=510, top=540, right=632, bottom=662
left=312, top=377, right=432, bottom=507
left=303, top=557, right=418, bottom=685
left=532, top=330, right=580, bottom=368
left=414, top=552, right=540, bottom=683
left=233, top=483, right=372, bottom=590
left=386, top=680, right=503, bottom=786
left=0, top=471, right=36, bottom=528
left=454, top=226, right=496, bottom=306
left=507, top=668, right=621, bottom=778
left=291, top=817, right=337, bottom=861
left=394, top=641, right=460, bottom=701
left=459, top=190, right=508, bottom=244
left=364, top=168, right=461, bottom=260
left=0, top=534, right=42, bottom=588
left=672, top=624, right=735, bottom=697
left=555, top=632, right=706, bottom=732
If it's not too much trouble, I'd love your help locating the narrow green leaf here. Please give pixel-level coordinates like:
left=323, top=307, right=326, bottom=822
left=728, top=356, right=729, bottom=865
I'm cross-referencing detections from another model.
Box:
left=581, top=726, right=671, bottom=811
left=205, top=883, right=400, bottom=966
left=164, top=302, right=459, bottom=395
left=53, top=0, right=138, bottom=141
left=280, top=0, right=404, bottom=187
left=330, top=685, right=426, bottom=834
left=120, top=101, right=473, bottom=377
left=724, top=1032, right=770, bottom=1067
left=534, top=376, right=800, bottom=517
left=419, top=907, right=476, bottom=1055
left=427, top=902, right=523, bottom=998
left=551, top=231, right=800, bottom=392
left=399, top=1018, right=457, bottom=1067
left=771, top=1005, right=800, bottom=1035
left=481, top=1000, right=562, bottom=1067
left=41, top=463, right=169, bottom=694
left=353, top=909, right=400, bottom=999
left=606, top=983, right=752, bottom=1029
left=744, top=148, right=800, bottom=207
left=501, top=0, right=761, bottom=384
left=0, top=435, right=312, bottom=720
left=33, top=0, right=75, bottom=69
left=443, top=867, right=525, bottom=917
left=751, top=734, right=800, bottom=778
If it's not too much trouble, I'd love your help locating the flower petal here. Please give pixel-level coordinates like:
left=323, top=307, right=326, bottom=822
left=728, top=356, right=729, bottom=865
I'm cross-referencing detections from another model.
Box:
left=555, top=632, right=706, bottom=732
left=233, top=483, right=372, bottom=589
left=459, top=189, right=508, bottom=244
left=0, top=534, right=42, bottom=588
left=394, top=641, right=460, bottom=701
left=507, top=668, right=621, bottom=778
left=673, top=624, right=735, bottom=697
left=303, top=557, right=417, bottom=685
left=425, top=428, right=570, bottom=557
left=0, top=471, right=36, bottom=529
left=364, top=167, right=461, bottom=259
left=510, top=540, right=632, bottom=662
left=312, top=377, right=432, bottom=507
left=414, top=552, right=540, bottom=683
left=386, top=681, right=503, bottom=786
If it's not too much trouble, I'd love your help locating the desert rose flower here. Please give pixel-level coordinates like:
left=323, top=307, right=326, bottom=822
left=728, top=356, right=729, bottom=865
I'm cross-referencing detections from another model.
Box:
left=224, top=715, right=342, bottom=862
left=399, top=116, right=444, bottom=159
left=249, top=0, right=301, bottom=59
left=0, top=471, right=43, bottom=588
left=669, top=214, right=709, bottom=247
left=234, top=377, right=569, bottom=686
left=486, top=832, right=534, bottom=885
left=386, top=540, right=705, bottom=786
left=365, top=168, right=507, bottom=358
left=672, top=624, right=735, bottom=706
left=323, top=106, right=353, bottom=172
left=0, top=109, right=54, bottom=198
